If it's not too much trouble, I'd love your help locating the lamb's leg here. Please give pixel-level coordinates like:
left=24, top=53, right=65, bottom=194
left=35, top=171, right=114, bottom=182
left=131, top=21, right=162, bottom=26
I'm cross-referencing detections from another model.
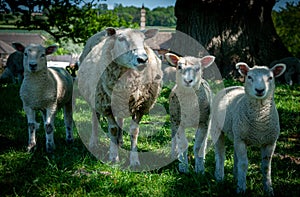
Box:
left=261, top=144, right=276, bottom=196
left=25, top=106, right=38, bottom=152
left=116, top=117, right=124, bottom=146
left=129, top=116, right=142, bottom=166
left=64, top=100, right=74, bottom=143
left=176, top=125, right=189, bottom=173
left=107, top=113, right=121, bottom=163
left=234, top=140, right=248, bottom=194
left=194, top=125, right=208, bottom=174
left=214, top=132, right=225, bottom=181
left=44, top=107, right=57, bottom=153
left=89, top=110, right=99, bottom=149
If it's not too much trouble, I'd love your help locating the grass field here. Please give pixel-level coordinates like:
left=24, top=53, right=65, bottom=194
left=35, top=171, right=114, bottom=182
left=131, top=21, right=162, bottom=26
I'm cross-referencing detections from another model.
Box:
left=0, top=81, right=299, bottom=196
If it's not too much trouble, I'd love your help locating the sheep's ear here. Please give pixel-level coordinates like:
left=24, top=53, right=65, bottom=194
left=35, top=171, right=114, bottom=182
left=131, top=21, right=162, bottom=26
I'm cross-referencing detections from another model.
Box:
left=200, top=55, right=215, bottom=68
left=12, top=42, right=25, bottom=52
left=106, top=27, right=116, bottom=36
left=143, top=29, right=159, bottom=39
left=236, top=62, right=250, bottom=76
left=271, top=63, right=286, bottom=77
left=45, top=45, right=58, bottom=55
left=165, top=53, right=180, bottom=67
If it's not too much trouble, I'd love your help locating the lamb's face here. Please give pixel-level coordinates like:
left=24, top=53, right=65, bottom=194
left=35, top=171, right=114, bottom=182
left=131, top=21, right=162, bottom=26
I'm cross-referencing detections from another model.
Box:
left=23, top=44, right=47, bottom=73
left=237, top=63, right=286, bottom=100
left=176, top=57, right=203, bottom=88
left=22, top=44, right=57, bottom=73
left=244, top=67, right=275, bottom=99
left=111, top=29, right=151, bottom=71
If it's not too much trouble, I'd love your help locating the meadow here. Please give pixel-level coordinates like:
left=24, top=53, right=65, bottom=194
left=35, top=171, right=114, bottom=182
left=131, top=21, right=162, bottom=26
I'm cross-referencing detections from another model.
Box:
left=0, top=80, right=299, bottom=196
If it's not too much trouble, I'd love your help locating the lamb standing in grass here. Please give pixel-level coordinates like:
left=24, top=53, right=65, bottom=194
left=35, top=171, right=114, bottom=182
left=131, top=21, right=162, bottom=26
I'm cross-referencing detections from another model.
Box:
left=209, top=62, right=286, bottom=195
left=165, top=53, right=215, bottom=174
left=78, top=28, right=163, bottom=166
left=15, top=43, right=74, bottom=153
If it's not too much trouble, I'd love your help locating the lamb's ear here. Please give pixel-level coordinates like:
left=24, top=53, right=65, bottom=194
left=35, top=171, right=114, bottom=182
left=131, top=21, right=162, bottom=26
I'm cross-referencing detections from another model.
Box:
left=106, top=27, right=116, bottom=36
left=12, top=42, right=25, bottom=53
left=45, top=45, right=58, bottom=55
left=271, top=63, right=286, bottom=77
left=143, top=29, right=159, bottom=39
left=236, top=62, right=250, bottom=76
left=200, top=55, right=215, bottom=68
left=165, top=53, right=180, bottom=67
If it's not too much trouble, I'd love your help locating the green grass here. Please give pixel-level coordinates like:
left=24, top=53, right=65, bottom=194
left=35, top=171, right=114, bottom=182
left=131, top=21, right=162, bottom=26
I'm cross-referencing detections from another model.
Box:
left=0, top=81, right=299, bottom=196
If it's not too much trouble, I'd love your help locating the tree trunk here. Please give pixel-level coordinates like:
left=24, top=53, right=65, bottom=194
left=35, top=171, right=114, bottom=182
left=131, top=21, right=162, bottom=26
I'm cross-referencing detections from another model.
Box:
left=174, top=0, right=291, bottom=77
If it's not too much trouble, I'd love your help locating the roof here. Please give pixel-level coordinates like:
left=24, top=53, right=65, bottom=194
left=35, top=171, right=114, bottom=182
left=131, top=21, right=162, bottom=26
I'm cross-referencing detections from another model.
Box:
left=0, top=32, right=46, bottom=47
left=0, top=40, right=15, bottom=54
left=146, top=32, right=173, bottom=50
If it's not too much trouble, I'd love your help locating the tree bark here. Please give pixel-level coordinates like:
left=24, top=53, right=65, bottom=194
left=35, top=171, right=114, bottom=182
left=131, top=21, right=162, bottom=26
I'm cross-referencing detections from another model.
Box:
left=174, top=0, right=291, bottom=77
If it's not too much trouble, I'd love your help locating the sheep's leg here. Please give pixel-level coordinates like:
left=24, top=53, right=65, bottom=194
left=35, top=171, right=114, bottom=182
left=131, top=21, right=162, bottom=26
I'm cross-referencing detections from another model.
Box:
left=129, top=116, right=142, bottom=166
left=194, top=125, right=208, bottom=174
left=261, top=144, right=276, bottom=196
left=234, top=140, right=248, bottom=194
left=25, top=106, right=38, bottom=152
left=63, top=100, right=74, bottom=143
left=171, top=124, right=179, bottom=159
left=116, top=117, right=124, bottom=146
left=107, top=114, right=121, bottom=163
left=89, top=110, right=99, bottom=149
left=175, top=126, right=189, bottom=173
left=44, top=107, right=57, bottom=153
left=214, top=132, right=225, bottom=181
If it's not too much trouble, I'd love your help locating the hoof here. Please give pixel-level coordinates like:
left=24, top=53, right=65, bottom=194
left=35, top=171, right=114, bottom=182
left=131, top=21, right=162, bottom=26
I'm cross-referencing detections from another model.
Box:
left=27, top=143, right=37, bottom=152
left=46, top=142, right=55, bottom=153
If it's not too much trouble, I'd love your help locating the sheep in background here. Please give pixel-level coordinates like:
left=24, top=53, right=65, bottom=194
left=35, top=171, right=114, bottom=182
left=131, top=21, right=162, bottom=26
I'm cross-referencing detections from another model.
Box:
left=270, top=57, right=300, bottom=85
left=14, top=43, right=74, bottom=153
left=209, top=62, right=286, bottom=195
left=165, top=52, right=215, bottom=174
left=78, top=28, right=163, bottom=166
left=0, top=46, right=24, bottom=84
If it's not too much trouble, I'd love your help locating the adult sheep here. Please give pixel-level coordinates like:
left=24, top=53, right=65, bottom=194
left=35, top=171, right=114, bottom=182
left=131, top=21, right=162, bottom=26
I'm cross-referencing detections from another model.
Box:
left=0, top=46, right=24, bottom=84
left=165, top=53, right=215, bottom=174
left=78, top=28, right=163, bottom=166
left=14, top=43, right=74, bottom=153
left=270, top=57, right=300, bottom=85
left=209, top=62, right=286, bottom=195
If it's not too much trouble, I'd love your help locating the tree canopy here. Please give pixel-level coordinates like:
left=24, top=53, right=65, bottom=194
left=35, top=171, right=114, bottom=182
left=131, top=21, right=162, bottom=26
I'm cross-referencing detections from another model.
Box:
left=0, top=1, right=176, bottom=44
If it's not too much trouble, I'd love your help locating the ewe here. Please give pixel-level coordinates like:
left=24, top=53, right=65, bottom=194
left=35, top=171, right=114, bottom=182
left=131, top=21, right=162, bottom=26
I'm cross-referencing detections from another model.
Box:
left=209, top=62, right=286, bottom=195
left=78, top=28, right=163, bottom=167
left=15, top=43, right=74, bottom=153
left=165, top=53, right=215, bottom=173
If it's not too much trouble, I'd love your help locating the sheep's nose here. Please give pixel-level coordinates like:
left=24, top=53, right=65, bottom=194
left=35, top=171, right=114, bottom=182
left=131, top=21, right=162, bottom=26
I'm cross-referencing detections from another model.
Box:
left=255, top=88, right=265, bottom=95
left=29, top=63, right=37, bottom=70
left=184, top=79, right=193, bottom=84
left=137, top=56, right=148, bottom=64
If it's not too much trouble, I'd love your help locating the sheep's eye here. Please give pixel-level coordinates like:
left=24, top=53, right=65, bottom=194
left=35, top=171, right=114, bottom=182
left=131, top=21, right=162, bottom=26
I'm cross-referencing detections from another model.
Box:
left=24, top=52, right=28, bottom=56
left=268, top=76, right=273, bottom=81
left=195, top=67, right=200, bottom=72
left=41, top=54, right=45, bottom=58
left=247, top=76, right=253, bottom=80
left=118, top=35, right=126, bottom=42
left=177, top=65, right=182, bottom=70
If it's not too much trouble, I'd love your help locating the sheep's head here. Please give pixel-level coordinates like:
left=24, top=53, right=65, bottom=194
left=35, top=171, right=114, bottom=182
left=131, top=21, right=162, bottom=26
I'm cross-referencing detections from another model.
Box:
left=236, top=62, right=286, bottom=99
left=109, top=28, right=158, bottom=71
left=165, top=53, right=215, bottom=88
left=13, top=43, right=57, bottom=73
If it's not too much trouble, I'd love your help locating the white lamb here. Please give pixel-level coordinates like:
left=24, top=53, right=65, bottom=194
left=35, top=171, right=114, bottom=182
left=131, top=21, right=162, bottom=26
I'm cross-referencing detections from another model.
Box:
left=15, top=43, right=74, bottom=153
left=209, top=62, right=286, bottom=195
left=165, top=52, right=215, bottom=174
left=78, top=28, right=163, bottom=166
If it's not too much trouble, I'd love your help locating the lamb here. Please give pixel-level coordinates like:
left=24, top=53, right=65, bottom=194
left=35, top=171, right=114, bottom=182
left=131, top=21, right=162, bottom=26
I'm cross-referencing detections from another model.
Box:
left=165, top=52, right=215, bottom=174
left=14, top=43, right=74, bottom=153
left=270, top=57, right=300, bottom=85
left=209, top=62, right=286, bottom=195
left=78, top=28, right=163, bottom=166
left=0, top=46, right=24, bottom=84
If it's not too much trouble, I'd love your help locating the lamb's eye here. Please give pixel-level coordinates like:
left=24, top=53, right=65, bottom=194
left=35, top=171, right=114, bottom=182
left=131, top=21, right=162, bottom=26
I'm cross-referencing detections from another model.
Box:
left=268, top=76, right=273, bottom=81
left=177, top=65, right=182, bottom=70
left=118, top=35, right=126, bottom=42
left=41, top=54, right=45, bottom=58
left=24, top=52, right=28, bottom=56
left=195, top=67, right=200, bottom=72
left=247, top=76, right=253, bottom=80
